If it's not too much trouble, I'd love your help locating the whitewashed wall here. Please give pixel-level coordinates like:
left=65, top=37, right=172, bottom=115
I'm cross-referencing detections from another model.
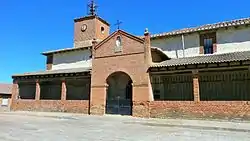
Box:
left=216, top=27, right=250, bottom=54
left=151, top=33, right=200, bottom=58
left=151, top=26, right=250, bottom=58
left=52, top=50, right=92, bottom=70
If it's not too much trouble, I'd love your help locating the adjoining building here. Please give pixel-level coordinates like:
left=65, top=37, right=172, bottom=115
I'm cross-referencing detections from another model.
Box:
left=11, top=1, right=250, bottom=119
left=0, top=83, right=12, bottom=107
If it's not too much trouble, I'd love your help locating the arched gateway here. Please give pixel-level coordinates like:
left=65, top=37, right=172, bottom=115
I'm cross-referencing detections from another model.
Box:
left=106, top=72, right=133, bottom=115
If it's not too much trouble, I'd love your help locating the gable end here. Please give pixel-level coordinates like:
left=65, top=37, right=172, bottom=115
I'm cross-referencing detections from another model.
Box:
left=94, top=30, right=144, bottom=50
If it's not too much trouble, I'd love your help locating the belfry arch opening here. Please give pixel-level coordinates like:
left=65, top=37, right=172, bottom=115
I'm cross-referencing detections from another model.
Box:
left=105, top=71, right=133, bottom=115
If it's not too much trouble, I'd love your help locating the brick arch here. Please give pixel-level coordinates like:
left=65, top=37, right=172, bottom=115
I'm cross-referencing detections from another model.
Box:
left=106, top=71, right=133, bottom=85
left=105, top=71, right=133, bottom=115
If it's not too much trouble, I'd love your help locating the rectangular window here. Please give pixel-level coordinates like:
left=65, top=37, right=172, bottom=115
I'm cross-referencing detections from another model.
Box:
left=200, top=32, right=216, bottom=54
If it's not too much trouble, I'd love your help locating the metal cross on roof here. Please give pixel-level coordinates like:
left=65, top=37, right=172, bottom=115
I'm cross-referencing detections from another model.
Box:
left=115, top=20, right=123, bottom=30
left=88, top=0, right=98, bottom=16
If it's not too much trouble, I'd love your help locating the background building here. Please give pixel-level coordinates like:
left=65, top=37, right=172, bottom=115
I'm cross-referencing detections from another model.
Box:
left=0, top=83, right=12, bottom=110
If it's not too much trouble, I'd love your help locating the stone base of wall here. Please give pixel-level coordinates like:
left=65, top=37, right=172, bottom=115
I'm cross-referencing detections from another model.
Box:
left=11, top=100, right=89, bottom=114
left=150, top=101, right=250, bottom=120
left=132, top=101, right=150, bottom=118
left=90, top=104, right=105, bottom=115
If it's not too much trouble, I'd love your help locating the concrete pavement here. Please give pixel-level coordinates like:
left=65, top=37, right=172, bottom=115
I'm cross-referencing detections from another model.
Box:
left=0, top=111, right=250, bottom=141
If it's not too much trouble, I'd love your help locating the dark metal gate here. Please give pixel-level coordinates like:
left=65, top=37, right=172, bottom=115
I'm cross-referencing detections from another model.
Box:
left=105, top=71, right=133, bottom=116
left=106, top=96, right=132, bottom=115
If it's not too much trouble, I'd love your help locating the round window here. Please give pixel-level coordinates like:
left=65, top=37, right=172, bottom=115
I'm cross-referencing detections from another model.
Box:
left=81, top=24, right=87, bottom=32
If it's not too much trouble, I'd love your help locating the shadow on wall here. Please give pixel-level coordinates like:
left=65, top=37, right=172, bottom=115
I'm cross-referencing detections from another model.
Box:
left=53, top=50, right=91, bottom=65
left=151, top=34, right=200, bottom=58
left=217, top=27, right=250, bottom=44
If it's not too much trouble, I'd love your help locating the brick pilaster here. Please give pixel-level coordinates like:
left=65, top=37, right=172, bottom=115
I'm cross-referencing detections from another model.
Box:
left=193, top=70, right=200, bottom=102
left=61, top=80, right=67, bottom=100
left=35, top=80, right=40, bottom=100
left=90, top=84, right=107, bottom=115
left=92, top=38, right=97, bottom=59
left=144, top=28, right=152, bottom=67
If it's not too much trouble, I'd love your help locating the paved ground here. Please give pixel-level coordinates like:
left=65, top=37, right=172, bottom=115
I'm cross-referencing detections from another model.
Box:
left=0, top=112, right=250, bottom=141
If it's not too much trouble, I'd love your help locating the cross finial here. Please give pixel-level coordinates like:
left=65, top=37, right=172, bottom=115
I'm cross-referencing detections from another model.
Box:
left=88, top=0, right=98, bottom=16
left=115, top=20, right=123, bottom=30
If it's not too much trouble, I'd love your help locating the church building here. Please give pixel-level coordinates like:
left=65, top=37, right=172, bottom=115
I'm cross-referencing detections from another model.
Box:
left=11, top=1, right=250, bottom=119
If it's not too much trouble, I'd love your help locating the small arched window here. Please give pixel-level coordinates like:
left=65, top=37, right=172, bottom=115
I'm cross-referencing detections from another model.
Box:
left=116, top=36, right=122, bottom=47
left=114, top=36, right=122, bottom=53
left=101, top=27, right=105, bottom=34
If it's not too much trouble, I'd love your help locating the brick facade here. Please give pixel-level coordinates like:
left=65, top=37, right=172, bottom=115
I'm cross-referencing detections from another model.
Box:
left=74, top=16, right=109, bottom=48
left=150, top=101, right=250, bottom=120
left=11, top=100, right=89, bottom=114
left=10, top=70, right=250, bottom=119
left=90, top=30, right=153, bottom=117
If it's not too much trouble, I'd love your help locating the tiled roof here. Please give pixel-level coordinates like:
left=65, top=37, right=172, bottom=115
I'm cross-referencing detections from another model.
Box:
left=42, top=46, right=92, bottom=56
left=0, top=83, right=12, bottom=95
left=151, top=51, right=250, bottom=67
left=12, top=67, right=91, bottom=77
left=151, top=17, right=250, bottom=39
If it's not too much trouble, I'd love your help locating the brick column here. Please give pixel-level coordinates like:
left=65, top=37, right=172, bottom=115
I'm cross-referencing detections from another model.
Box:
left=35, top=80, right=40, bottom=100
left=10, top=80, right=19, bottom=110
left=61, top=80, right=67, bottom=100
left=12, top=80, right=19, bottom=100
left=192, top=70, right=200, bottom=102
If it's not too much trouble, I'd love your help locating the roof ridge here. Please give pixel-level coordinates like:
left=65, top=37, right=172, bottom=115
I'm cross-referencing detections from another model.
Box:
left=151, top=17, right=250, bottom=39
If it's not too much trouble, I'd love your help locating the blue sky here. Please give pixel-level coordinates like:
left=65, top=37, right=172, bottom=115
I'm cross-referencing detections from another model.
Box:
left=1, top=0, right=249, bottom=83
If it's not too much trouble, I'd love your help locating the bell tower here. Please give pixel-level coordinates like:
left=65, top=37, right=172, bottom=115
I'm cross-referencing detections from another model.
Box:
left=73, top=0, right=110, bottom=48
